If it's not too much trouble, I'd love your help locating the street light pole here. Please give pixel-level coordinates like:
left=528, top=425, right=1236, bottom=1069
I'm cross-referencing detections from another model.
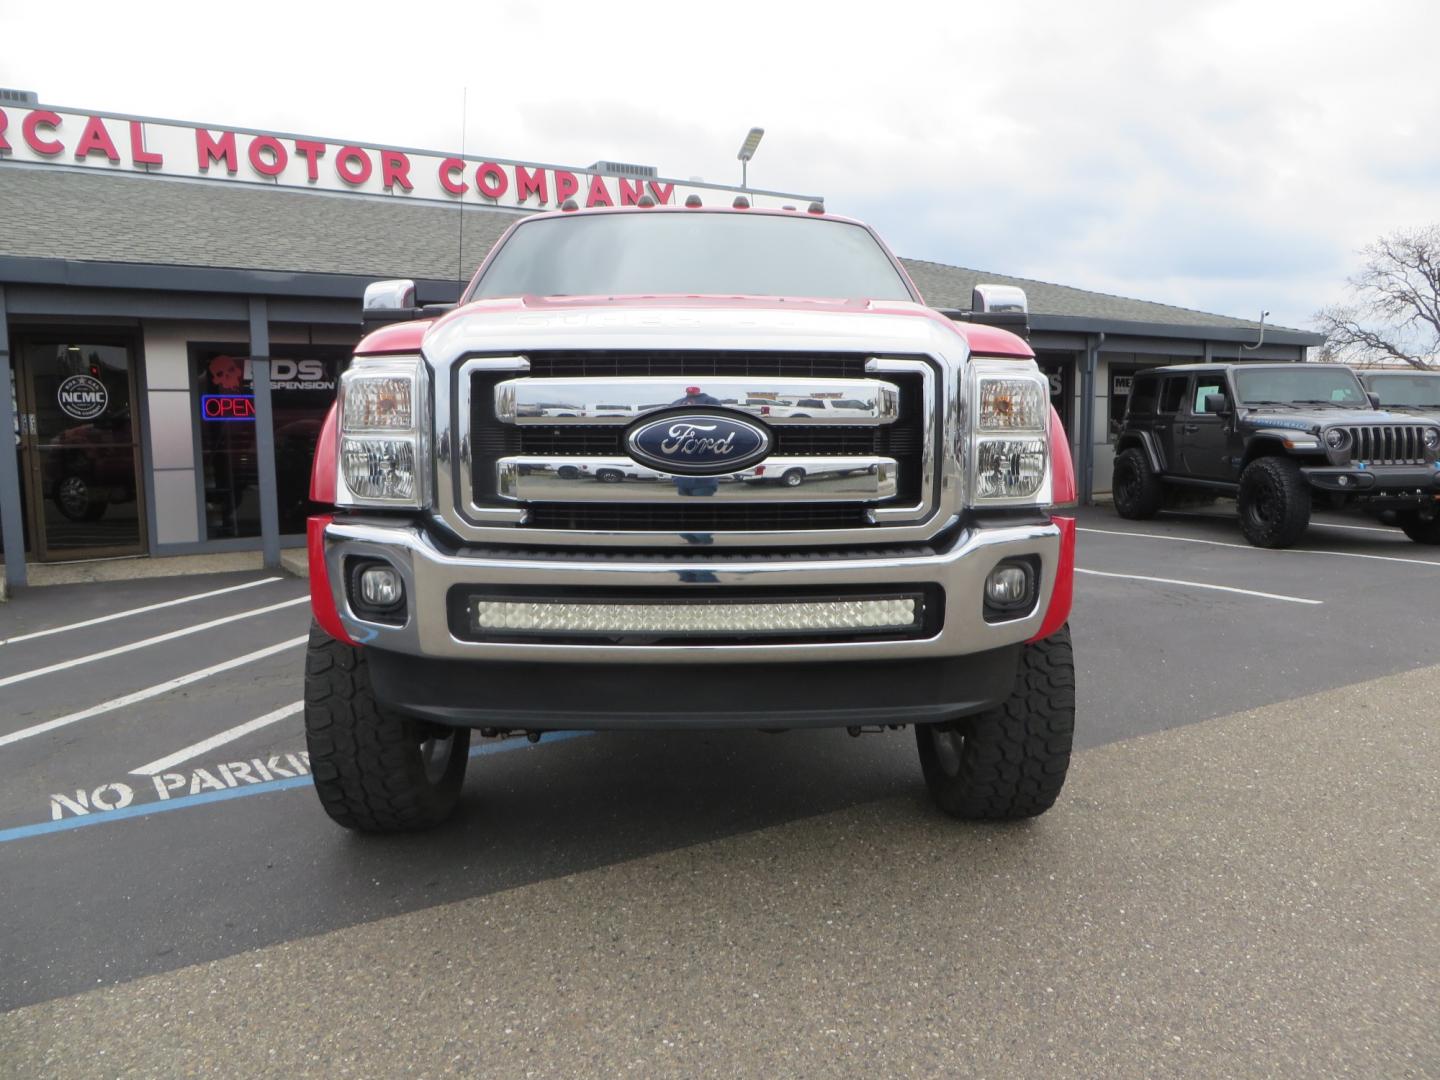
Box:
left=737, top=127, right=764, bottom=190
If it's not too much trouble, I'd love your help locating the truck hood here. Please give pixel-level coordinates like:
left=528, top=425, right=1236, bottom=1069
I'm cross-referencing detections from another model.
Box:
left=415, top=295, right=1031, bottom=366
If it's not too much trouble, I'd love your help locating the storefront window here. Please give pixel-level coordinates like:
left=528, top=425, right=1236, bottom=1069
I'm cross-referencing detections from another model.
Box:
left=192, top=344, right=346, bottom=539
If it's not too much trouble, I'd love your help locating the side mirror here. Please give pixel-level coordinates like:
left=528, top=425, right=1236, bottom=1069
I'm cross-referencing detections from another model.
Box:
left=1203, top=392, right=1231, bottom=414
left=971, top=284, right=1028, bottom=315
left=1367, top=392, right=1381, bottom=409
left=362, top=279, right=418, bottom=324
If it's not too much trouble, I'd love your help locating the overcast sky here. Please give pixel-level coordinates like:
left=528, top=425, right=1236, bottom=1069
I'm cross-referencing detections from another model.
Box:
left=4, top=0, right=1436, bottom=331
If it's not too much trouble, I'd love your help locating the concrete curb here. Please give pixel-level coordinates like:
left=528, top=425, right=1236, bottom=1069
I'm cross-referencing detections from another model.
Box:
left=279, top=549, right=309, bottom=579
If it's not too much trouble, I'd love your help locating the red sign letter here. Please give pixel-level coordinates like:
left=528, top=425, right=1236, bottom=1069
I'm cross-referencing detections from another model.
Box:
left=0, top=109, right=10, bottom=152
left=585, top=175, right=614, bottom=208
left=129, top=121, right=162, bottom=166
left=619, top=178, right=645, bottom=206
left=196, top=129, right=238, bottom=174
left=647, top=181, right=675, bottom=205
left=294, top=140, right=326, bottom=182
left=335, top=146, right=372, bottom=185
left=73, top=116, right=120, bottom=162
left=475, top=162, right=508, bottom=199
left=247, top=135, right=288, bottom=177
left=515, top=165, right=547, bottom=205
left=439, top=157, right=469, bottom=195
left=22, top=110, right=63, bottom=156
left=553, top=170, right=579, bottom=203
left=380, top=150, right=412, bottom=191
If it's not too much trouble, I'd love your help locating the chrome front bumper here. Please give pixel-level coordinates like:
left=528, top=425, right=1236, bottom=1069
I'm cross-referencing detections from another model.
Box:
left=320, top=517, right=1062, bottom=664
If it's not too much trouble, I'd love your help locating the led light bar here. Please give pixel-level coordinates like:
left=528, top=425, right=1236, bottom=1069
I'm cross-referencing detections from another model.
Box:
left=470, top=596, right=920, bottom=637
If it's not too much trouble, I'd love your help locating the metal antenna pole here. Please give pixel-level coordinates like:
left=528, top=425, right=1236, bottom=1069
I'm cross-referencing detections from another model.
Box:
left=457, top=87, right=468, bottom=284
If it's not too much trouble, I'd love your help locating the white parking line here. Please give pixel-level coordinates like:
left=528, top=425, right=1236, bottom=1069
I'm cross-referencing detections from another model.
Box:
left=1305, top=520, right=1403, bottom=534
left=1075, top=568, right=1323, bottom=605
left=0, top=577, right=285, bottom=647
left=129, top=701, right=304, bottom=776
left=0, top=636, right=309, bottom=749
left=1077, top=526, right=1440, bottom=569
left=0, top=597, right=308, bottom=690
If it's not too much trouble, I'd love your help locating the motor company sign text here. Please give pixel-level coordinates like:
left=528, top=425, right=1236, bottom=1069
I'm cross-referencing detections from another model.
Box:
left=0, top=105, right=809, bottom=211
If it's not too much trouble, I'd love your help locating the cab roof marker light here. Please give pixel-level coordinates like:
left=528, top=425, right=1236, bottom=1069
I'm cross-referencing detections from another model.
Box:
left=807, top=201, right=824, bottom=215
left=561, top=198, right=579, bottom=212
left=637, top=194, right=656, bottom=207
left=684, top=194, right=703, bottom=208
left=732, top=196, right=751, bottom=209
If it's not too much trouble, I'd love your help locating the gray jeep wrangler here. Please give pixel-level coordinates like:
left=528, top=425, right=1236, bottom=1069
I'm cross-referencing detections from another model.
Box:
left=1113, top=363, right=1440, bottom=547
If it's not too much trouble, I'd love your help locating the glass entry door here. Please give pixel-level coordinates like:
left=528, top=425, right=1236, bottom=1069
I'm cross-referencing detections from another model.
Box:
left=16, top=337, right=147, bottom=560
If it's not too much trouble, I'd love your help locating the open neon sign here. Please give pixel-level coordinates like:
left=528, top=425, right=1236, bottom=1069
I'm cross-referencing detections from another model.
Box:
left=201, top=394, right=255, bottom=421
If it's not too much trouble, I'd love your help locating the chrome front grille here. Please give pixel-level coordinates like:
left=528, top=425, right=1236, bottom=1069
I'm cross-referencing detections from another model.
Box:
left=1344, top=424, right=1429, bottom=465
left=457, top=351, right=940, bottom=540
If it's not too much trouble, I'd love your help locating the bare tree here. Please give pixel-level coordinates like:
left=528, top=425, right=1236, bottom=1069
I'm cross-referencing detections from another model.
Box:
left=1317, top=225, right=1440, bottom=369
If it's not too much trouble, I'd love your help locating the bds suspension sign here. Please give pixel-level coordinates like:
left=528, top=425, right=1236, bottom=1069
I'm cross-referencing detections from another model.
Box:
left=0, top=104, right=812, bottom=211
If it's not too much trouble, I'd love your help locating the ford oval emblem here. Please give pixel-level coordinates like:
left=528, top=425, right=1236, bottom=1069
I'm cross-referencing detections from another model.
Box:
left=625, top=411, right=772, bottom=475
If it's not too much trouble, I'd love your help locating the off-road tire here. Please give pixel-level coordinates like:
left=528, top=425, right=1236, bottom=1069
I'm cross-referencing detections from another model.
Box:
left=1397, top=509, right=1440, bottom=545
left=1237, top=456, right=1311, bottom=548
left=916, top=625, right=1075, bottom=820
left=1112, top=448, right=1164, bottom=519
left=304, top=623, right=470, bottom=832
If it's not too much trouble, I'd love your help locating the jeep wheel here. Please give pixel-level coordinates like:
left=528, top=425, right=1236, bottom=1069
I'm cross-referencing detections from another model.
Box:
left=916, top=625, right=1075, bottom=820
left=1237, top=457, right=1310, bottom=548
left=1396, top=509, right=1440, bottom=545
left=1111, top=448, right=1164, bottom=519
left=304, top=623, right=470, bottom=832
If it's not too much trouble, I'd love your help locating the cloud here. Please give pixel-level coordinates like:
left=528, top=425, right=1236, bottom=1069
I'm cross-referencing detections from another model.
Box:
left=2, top=0, right=1437, bottom=331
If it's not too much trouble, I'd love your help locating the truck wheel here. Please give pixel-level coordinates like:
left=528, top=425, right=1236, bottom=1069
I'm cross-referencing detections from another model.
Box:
left=556, top=465, right=580, bottom=480
left=597, top=469, right=623, bottom=483
left=1396, top=509, right=1440, bottom=545
left=916, top=625, right=1075, bottom=821
left=304, top=623, right=470, bottom=832
left=1111, top=448, right=1164, bottom=519
left=1237, top=457, right=1310, bottom=548
left=782, top=468, right=806, bottom=487
left=54, top=474, right=109, bottom=522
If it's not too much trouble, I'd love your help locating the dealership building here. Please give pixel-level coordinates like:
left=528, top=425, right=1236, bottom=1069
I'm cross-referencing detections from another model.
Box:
left=0, top=96, right=1323, bottom=589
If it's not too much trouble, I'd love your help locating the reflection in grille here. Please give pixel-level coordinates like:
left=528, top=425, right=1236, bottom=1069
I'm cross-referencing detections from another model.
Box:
left=467, top=351, right=935, bottom=533
left=527, top=504, right=872, bottom=531
left=1345, top=425, right=1428, bottom=465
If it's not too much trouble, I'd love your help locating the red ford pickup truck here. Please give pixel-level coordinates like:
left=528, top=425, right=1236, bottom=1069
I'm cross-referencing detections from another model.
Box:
left=304, top=203, right=1076, bottom=833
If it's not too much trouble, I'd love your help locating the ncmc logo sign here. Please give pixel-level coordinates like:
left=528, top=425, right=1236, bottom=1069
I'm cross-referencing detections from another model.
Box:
left=56, top=374, right=108, bottom=421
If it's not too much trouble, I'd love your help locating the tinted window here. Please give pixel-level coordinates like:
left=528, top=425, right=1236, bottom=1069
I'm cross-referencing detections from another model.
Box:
left=470, top=212, right=913, bottom=301
left=1366, top=373, right=1440, bottom=407
left=1159, top=377, right=1188, bottom=414
left=1127, top=375, right=1158, bottom=417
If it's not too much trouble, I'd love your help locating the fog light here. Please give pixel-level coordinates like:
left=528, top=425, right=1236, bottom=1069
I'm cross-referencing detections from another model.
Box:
left=985, top=565, right=1030, bottom=607
left=359, top=565, right=403, bottom=609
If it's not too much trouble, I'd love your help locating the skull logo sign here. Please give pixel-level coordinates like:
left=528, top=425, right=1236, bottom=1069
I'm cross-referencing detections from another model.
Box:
left=208, top=354, right=246, bottom=391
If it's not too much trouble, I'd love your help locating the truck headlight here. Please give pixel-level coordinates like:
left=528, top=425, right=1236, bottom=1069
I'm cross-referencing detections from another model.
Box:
left=1425, top=428, right=1440, bottom=452
left=968, top=363, right=1051, bottom=506
left=336, top=355, right=429, bottom=508
left=975, top=438, right=1048, bottom=499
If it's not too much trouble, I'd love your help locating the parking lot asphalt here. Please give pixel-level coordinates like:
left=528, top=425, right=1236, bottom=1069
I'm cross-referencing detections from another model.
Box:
left=1, top=502, right=1437, bottom=1075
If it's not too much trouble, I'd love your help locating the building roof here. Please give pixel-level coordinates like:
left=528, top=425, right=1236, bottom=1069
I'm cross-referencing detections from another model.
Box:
left=0, top=165, right=1322, bottom=344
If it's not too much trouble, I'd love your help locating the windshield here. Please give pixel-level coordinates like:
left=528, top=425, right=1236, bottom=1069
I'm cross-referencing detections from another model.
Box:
left=1233, top=366, right=1369, bottom=407
left=468, top=212, right=914, bottom=301
left=1365, top=373, right=1440, bottom=408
